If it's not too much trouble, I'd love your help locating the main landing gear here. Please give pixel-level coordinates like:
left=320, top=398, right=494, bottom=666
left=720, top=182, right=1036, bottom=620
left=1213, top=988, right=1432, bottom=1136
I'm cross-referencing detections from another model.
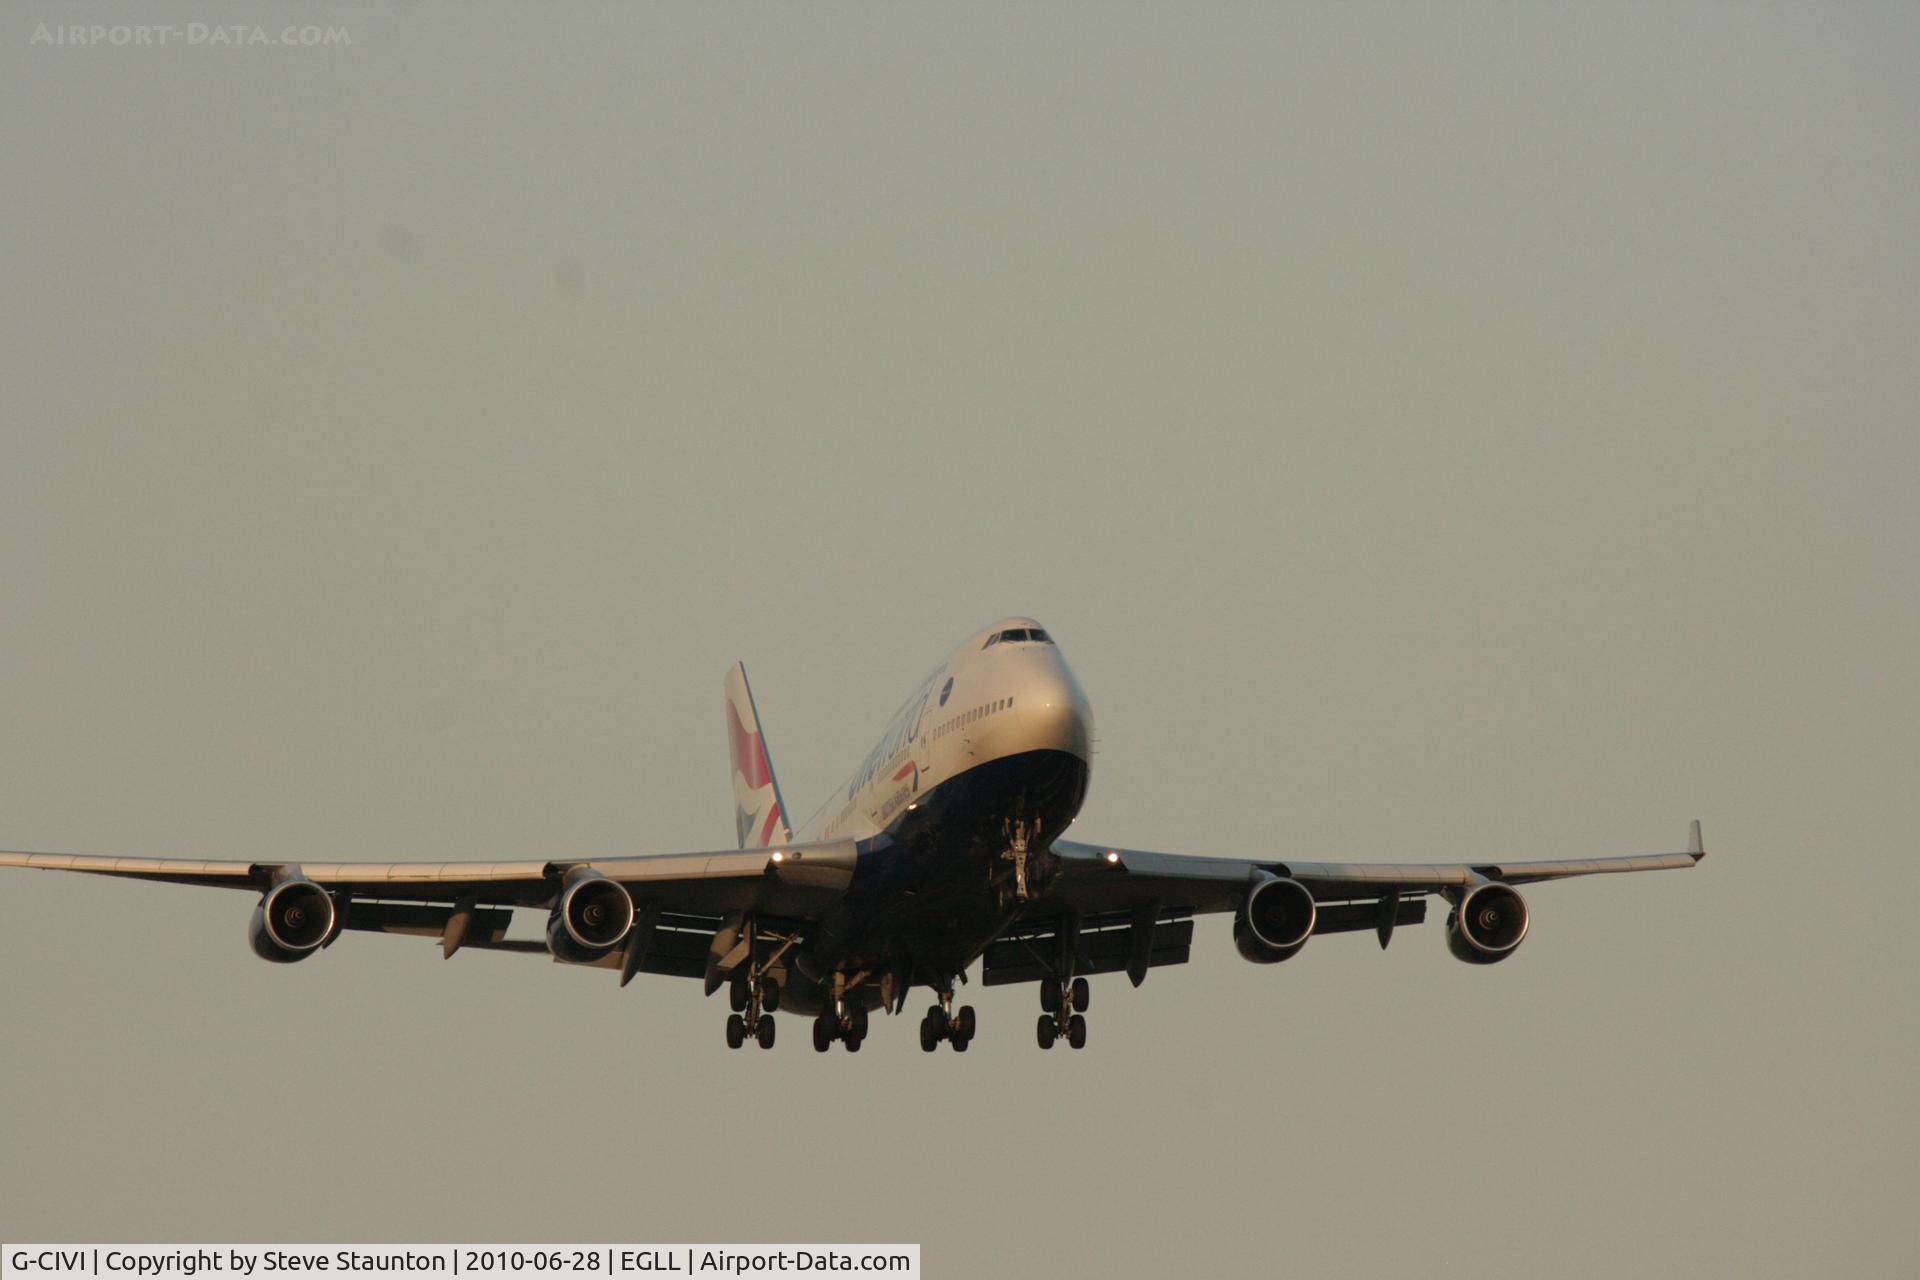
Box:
left=1036, top=976, right=1090, bottom=1050
left=813, top=1002, right=870, bottom=1053
left=724, top=964, right=781, bottom=1051
left=812, top=972, right=871, bottom=1053
left=918, top=989, right=977, bottom=1053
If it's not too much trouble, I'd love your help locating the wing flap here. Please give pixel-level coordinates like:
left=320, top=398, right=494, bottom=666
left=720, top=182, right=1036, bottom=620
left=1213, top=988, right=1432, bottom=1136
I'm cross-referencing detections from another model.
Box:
left=558, top=921, right=715, bottom=978
left=1311, top=898, right=1429, bottom=936
left=983, top=911, right=1195, bottom=987
left=340, top=900, right=515, bottom=945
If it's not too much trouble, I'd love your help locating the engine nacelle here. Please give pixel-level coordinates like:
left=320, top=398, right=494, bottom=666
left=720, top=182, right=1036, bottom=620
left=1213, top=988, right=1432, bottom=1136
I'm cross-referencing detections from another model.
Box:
left=1233, top=875, right=1317, bottom=964
left=1447, top=882, right=1530, bottom=964
left=546, top=870, right=635, bottom=963
left=249, top=878, right=337, bottom=963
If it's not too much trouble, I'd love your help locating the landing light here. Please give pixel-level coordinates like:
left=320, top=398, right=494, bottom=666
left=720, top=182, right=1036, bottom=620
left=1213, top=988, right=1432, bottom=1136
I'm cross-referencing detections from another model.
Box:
left=1106, top=851, right=1121, bottom=864
left=770, top=851, right=784, bottom=863
left=907, top=803, right=917, bottom=811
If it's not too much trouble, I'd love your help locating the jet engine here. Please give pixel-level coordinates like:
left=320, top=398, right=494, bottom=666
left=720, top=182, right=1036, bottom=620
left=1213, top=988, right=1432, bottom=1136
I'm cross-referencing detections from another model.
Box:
left=249, top=877, right=337, bottom=963
left=1233, top=875, right=1317, bottom=963
left=546, top=870, right=635, bottom=963
left=1447, top=882, right=1530, bottom=964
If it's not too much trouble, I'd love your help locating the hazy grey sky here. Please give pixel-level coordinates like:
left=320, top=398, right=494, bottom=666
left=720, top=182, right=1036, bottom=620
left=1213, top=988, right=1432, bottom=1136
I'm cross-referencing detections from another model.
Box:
left=3, top=3, right=1915, bottom=1276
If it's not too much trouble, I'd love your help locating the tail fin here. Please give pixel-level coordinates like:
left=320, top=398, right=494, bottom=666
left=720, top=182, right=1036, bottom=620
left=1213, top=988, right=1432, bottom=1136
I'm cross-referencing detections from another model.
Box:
left=724, top=662, right=793, bottom=850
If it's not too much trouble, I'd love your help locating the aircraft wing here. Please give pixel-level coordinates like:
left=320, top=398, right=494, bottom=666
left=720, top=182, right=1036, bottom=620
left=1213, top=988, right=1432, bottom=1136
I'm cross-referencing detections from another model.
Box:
left=0, top=838, right=867, bottom=914
left=989, top=822, right=1707, bottom=988
left=1042, top=819, right=1705, bottom=912
left=0, top=837, right=875, bottom=981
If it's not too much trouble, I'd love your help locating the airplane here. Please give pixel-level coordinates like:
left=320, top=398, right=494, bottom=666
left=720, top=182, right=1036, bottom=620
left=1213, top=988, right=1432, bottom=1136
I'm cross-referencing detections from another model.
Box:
left=0, top=616, right=1705, bottom=1053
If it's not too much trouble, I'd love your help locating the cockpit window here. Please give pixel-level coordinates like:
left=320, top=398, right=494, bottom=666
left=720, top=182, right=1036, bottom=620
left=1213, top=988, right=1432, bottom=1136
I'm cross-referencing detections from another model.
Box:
left=986, top=627, right=1053, bottom=646
left=983, top=633, right=1059, bottom=652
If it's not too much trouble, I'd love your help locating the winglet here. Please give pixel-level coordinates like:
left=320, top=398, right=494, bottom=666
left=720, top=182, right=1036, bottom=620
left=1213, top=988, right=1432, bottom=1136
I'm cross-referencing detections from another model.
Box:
left=1688, top=819, right=1705, bottom=861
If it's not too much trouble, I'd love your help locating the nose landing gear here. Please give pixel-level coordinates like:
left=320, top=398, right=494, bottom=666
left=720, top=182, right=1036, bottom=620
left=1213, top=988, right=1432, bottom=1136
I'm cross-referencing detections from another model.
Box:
left=1037, top=976, right=1090, bottom=1050
left=998, top=817, right=1043, bottom=907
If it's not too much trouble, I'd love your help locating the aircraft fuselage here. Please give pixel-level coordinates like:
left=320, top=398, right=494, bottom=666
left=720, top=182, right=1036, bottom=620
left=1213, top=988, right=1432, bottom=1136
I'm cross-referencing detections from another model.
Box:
left=780, top=618, right=1094, bottom=1007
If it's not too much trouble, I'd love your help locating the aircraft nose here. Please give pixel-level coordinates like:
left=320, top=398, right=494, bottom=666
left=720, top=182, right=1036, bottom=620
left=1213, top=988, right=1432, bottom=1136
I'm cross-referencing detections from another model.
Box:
left=1016, top=659, right=1094, bottom=762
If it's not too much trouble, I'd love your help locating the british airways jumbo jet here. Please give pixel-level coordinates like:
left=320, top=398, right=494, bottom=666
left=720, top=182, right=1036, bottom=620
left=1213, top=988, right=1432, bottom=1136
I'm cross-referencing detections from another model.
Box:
left=0, top=618, right=1704, bottom=1053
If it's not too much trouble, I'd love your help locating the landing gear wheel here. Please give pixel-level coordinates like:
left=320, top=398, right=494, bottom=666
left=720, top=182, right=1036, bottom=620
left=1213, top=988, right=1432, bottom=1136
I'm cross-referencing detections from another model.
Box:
left=839, top=1001, right=868, bottom=1053
left=954, top=1005, right=976, bottom=1044
left=756, top=1014, right=776, bottom=1049
left=812, top=1015, right=834, bottom=1053
left=725, top=1013, right=746, bottom=1050
left=1072, top=977, right=1090, bottom=1011
left=762, top=978, right=781, bottom=1013
left=1040, top=983, right=1060, bottom=1015
left=1067, top=1013, right=1087, bottom=1050
left=919, top=1016, right=940, bottom=1053
left=1036, top=1014, right=1056, bottom=1049
left=729, top=972, right=749, bottom=1013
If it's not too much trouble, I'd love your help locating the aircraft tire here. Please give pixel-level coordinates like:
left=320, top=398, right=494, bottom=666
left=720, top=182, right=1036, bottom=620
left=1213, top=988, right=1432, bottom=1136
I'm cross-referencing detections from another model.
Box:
left=756, top=1014, right=776, bottom=1049
left=1036, top=1015, right=1056, bottom=1049
left=1067, top=1014, right=1087, bottom=1050
left=725, top=1013, right=746, bottom=1050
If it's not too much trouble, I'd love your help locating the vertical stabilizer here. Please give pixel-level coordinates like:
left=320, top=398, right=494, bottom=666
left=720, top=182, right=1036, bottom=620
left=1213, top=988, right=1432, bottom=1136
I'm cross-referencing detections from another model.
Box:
left=724, top=662, right=793, bottom=850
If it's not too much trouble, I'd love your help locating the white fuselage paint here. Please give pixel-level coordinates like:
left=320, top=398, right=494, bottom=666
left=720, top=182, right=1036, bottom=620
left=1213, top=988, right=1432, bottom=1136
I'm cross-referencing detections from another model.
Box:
left=799, top=617, right=1095, bottom=844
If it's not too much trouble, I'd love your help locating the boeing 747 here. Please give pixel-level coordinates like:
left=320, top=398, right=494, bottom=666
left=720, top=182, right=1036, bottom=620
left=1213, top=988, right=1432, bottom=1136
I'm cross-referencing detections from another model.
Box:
left=1, top=618, right=1705, bottom=1052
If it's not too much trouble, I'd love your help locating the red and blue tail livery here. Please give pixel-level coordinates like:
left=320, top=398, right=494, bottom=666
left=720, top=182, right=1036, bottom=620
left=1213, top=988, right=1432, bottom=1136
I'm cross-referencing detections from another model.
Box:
left=725, top=662, right=791, bottom=851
